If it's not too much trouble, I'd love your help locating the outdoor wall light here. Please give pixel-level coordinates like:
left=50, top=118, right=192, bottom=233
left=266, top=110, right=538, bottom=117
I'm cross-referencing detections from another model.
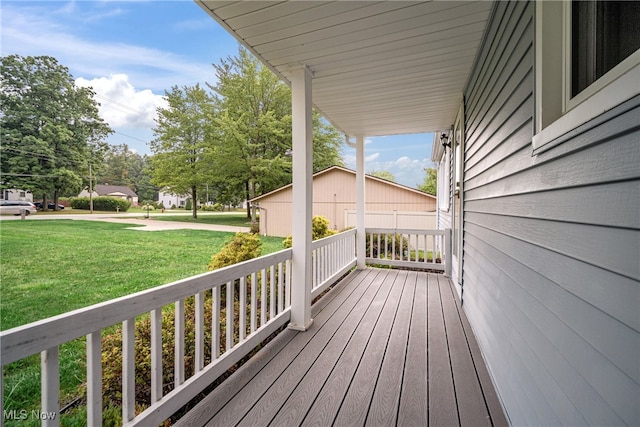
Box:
left=440, top=132, right=451, bottom=149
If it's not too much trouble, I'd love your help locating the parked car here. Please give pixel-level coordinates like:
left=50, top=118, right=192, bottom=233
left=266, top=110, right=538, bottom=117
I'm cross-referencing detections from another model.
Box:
left=34, top=202, right=64, bottom=210
left=0, top=201, right=37, bottom=215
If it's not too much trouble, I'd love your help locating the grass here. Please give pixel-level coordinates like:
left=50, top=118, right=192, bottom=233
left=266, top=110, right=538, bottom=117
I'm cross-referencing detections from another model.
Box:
left=0, top=220, right=284, bottom=426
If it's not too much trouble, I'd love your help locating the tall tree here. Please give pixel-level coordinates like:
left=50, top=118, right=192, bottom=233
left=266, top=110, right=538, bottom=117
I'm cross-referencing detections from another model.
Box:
left=211, top=47, right=344, bottom=221
left=418, top=167, right=437, bottom=195
left=0, top=55, right=112, bottom=208
left=150, top=84, right=215, bottom=218
left=211, top=48, right=291, bottom=222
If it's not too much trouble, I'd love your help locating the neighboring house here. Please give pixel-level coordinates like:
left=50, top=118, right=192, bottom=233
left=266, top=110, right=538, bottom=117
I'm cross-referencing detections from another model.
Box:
left=78, top=184, right=139, bottom=206
left=1, top=189, right=33, bottom=202
left=158, top=190, right=188, bottom=209
left=251, top=166, right=436, bottom=237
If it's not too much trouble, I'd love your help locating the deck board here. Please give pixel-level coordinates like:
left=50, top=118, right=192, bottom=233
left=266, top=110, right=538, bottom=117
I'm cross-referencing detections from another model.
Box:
left=176, top=268, right=507, bottom=427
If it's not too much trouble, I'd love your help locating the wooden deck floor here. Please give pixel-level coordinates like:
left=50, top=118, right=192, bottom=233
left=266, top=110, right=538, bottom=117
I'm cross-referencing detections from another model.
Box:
left=177, top=268, right=508, bottom=427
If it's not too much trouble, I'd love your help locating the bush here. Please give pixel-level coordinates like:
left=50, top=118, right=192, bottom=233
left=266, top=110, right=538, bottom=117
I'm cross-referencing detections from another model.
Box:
left=101, top=296, right=216, bottom=422
left=208, top=232, right=262, bottom=271
left=101, top=232, right=265, bottom=421
left=185, top=199, right=192, bottom=211
left=365, top=233, right=409, bottom=259
left=69, top=196, right=131, bottom=212
left=283, top=215, right=337, bottom=248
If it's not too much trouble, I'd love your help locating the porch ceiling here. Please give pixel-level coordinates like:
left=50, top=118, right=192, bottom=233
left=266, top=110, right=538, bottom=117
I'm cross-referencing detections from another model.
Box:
left=196, top=1, right=493, bottom=137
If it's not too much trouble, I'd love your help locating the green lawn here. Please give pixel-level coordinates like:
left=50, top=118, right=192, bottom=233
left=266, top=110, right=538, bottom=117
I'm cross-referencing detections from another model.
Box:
left=0, top=220, right=284, bottom=425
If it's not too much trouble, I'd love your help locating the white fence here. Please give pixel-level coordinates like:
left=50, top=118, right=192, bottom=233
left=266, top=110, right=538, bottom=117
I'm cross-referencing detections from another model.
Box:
left=0, top=230, right=357, bottom=427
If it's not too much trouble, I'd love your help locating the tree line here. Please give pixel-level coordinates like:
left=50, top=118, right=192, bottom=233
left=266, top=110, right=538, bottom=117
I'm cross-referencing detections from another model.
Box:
left=1, top=50, right=435, bottom=216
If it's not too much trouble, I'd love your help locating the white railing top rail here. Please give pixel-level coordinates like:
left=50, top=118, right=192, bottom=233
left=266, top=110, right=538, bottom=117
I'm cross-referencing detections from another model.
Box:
left=312, top=227, right=356, bottom=250
left=0, top=248, right=292, bottom=365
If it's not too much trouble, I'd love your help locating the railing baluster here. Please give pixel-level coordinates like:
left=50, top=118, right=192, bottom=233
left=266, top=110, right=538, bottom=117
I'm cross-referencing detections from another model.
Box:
left=270, top=265, right=276, bottom=319
left=278, top=262, right=284, bottom=313
left=212, top=287, right=220, bottom=358
left=261, top=269, right=267, bottom=326
left=87, top=331, right=102, bottom=426
left=41, top=347, right=59, bottom=427
left=251, top=272, right=257, bottom=333
left=285, top=259, right=291, bottom=308
left=239, top=277, right=246, bottom=341
left=195, top=292, right=204, bottom=372
left=151, top=309, right=162, bottom=403
left=226, top=281, right=234, bottom=351
left=175, top=300, right=185, bottom=386
left=122, top=318, right=135, bottom=422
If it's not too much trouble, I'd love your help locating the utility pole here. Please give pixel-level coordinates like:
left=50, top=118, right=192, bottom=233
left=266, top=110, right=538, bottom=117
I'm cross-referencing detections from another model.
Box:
left=89, top=163, right=94, bottom=214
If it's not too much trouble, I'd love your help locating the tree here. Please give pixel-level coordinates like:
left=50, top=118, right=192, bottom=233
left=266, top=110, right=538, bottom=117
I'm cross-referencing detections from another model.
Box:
left=150, top=84, right=215, bottom=219
left=0, top=55, right=112, bottom=209
left=210, top=47, right=344, bottom=221
left=418, top=167, right=437, bottom=195
left=370, top=170, right=396, bottom=182
left=101, top=144, right=157, bottom=202
left=211, top=48, right=292, bottom=222
left=312, top=112, right=344, bottom=172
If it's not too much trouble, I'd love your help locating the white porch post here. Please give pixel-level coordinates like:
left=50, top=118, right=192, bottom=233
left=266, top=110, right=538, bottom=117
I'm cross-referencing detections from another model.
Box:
left=356, top=135, right=366, bottom=269
left=289, top=65, right=314, bottom=331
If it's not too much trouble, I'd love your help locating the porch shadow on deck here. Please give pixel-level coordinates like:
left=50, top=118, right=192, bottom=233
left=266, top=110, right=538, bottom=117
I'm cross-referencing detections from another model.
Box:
left=176, top=268, right=508, bottom=426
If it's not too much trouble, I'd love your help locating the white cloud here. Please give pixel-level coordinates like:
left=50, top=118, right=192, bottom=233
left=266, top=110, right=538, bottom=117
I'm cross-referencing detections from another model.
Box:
left=76, top=74, right=168, bottom=128
left=365, top=152, right=380, bottom=162
left=0, top=4, right=214, bottom=91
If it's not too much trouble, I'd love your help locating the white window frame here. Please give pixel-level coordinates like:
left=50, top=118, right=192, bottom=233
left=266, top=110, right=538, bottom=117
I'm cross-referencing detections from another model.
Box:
left=533, top=0, right=640, bottom=154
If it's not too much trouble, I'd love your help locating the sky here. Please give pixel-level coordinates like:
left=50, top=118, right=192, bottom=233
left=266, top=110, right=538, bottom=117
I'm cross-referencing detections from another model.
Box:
left=1, top=1, right=434, bottom=189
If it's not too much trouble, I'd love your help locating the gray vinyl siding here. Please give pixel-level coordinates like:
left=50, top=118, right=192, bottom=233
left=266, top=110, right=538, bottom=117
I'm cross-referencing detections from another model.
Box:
left=460, top=1, right=640, bottom=426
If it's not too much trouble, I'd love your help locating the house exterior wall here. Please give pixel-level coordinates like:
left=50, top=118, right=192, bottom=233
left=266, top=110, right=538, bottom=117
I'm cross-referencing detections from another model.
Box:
left=1, top=189, right=33, bottom=202
left=460, top=2, right=639, bottom=426
left=255, top=168, right=435, bottom=237
left=158, top=191, right=187, bottom=209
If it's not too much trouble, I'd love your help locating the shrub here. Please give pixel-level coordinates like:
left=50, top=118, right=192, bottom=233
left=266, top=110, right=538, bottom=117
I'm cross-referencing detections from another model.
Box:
left=208, top=232, right=262, bottom=271
left=283, top=215, right=337, bottom=248
left=69, top=196, right=131, bottom=212
left=101, top=296, right=216, bottom=422
left=101, top=232, right=265, bottom=421
left=213, top=203, right=224, bottom=212
left=185, top=199, right=192, bottom=211
left=365, top=233, right=409, bottom=259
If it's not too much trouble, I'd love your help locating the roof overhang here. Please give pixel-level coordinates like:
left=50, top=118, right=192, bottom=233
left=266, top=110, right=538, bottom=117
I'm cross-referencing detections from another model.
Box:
left=196, top=1, right=493, bottom=137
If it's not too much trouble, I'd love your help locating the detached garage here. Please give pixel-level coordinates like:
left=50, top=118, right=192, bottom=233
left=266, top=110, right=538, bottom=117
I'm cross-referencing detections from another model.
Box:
left=251, top=166, right=436, bottom=237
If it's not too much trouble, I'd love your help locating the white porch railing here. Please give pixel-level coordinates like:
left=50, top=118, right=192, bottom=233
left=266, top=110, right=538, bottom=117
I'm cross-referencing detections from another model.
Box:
left=0, top=227, right=431, bottom=426
left=365, top=228, right=451, bottom=273
left=311, top=228, right=357, bottom=299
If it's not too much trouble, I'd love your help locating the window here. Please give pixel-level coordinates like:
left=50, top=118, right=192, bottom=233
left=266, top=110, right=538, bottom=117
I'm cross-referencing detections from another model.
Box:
left=571, top=1, right=640, bottom=98
left=533, top=0, right=640, bottom=153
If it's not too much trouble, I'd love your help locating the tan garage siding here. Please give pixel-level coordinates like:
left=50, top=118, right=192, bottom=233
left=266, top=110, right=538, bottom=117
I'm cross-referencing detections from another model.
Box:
left=252, top=166, right=435, bottom=237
